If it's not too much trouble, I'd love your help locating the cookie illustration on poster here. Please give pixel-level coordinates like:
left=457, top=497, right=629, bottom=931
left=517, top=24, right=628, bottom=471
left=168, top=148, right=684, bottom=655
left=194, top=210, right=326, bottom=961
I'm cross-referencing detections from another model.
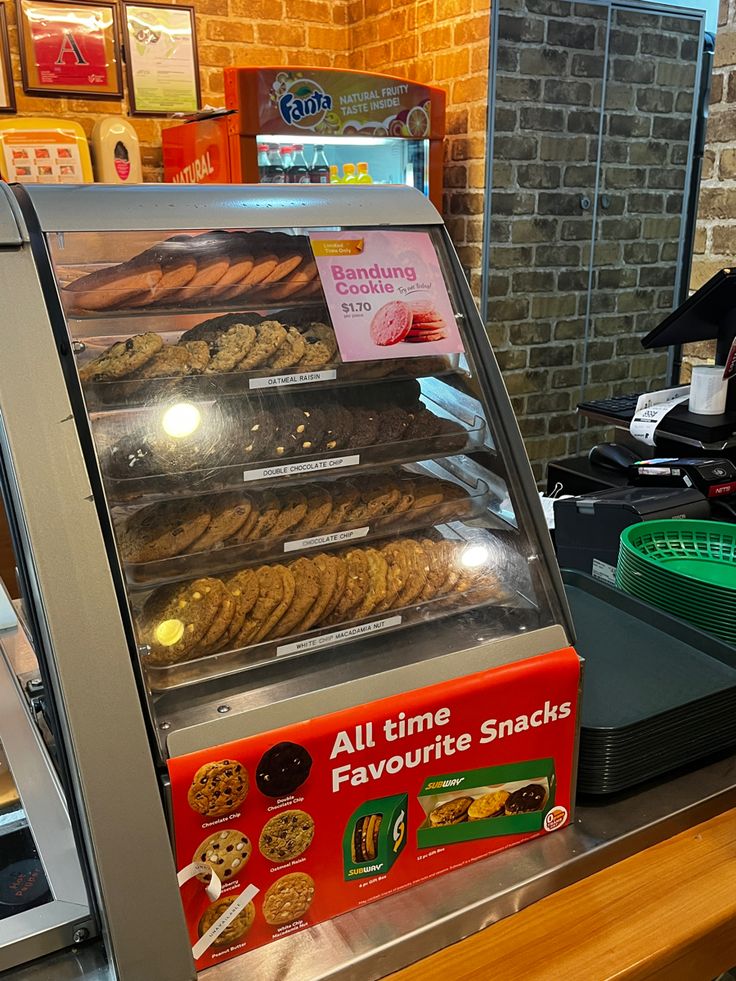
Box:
left=309, top=230, right=465, bottom=362
left=171, top=739, right=320, bottom=969
left=167, top=647, right=580, bottom=970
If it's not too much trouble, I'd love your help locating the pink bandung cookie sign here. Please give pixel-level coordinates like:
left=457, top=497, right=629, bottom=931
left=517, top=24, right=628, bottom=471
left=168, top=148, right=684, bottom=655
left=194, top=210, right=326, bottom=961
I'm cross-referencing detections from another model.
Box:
left=309, top=231, right=464, bottom=362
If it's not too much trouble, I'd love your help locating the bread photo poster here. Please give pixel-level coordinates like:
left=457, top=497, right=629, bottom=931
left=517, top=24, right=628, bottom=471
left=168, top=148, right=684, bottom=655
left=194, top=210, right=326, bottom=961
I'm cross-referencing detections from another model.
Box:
left=309, top=230, right=465, bottom=362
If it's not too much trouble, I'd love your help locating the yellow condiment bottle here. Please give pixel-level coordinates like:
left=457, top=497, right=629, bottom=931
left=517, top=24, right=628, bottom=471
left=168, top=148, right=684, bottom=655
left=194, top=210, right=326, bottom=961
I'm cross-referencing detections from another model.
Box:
left=342, top=163, right=357, bottom=184
left=329, top=164, right=341, bottom=184
left=357, top=161, right=373, bottom=184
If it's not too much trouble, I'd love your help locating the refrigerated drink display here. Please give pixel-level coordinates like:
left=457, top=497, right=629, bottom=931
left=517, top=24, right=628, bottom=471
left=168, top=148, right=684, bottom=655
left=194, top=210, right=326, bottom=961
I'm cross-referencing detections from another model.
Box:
left=163, top=67, right=447, bottom=207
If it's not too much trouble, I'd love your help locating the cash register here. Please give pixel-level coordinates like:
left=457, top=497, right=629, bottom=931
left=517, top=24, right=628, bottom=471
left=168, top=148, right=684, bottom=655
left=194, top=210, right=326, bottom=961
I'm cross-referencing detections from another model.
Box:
left=551, top=269, right=736, bottom=573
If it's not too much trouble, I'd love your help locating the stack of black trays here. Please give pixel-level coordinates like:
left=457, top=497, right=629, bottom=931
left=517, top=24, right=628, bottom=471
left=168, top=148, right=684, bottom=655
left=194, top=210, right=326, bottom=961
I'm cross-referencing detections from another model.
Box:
left=564, top=571, right=736, bottom=797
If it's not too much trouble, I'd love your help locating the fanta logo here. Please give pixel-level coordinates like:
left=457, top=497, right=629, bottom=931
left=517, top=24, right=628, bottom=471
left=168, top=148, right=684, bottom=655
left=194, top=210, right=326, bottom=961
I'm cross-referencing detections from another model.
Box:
left=279, top=81, right=333, bottom=129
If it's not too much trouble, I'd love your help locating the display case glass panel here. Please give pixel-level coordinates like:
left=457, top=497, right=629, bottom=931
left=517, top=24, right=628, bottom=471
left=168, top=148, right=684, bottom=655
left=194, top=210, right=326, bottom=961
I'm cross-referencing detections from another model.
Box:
left=45, top=221, right=562, bottom=699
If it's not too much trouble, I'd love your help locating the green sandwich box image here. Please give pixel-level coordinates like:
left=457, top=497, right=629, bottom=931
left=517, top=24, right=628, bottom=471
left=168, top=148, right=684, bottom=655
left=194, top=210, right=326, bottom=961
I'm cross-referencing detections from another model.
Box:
left=416, top=758, right=556, bottom=848
left=343, top=793, right=408, bottom=881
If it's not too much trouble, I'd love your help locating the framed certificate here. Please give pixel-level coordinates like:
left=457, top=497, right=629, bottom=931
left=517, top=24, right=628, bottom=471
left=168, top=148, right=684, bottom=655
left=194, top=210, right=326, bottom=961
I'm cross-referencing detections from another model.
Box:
left=0, top=6, right=15, bottom=112
left=123, top=2, right=200, bottom=116
left=16, top=0, right=122, bottom=99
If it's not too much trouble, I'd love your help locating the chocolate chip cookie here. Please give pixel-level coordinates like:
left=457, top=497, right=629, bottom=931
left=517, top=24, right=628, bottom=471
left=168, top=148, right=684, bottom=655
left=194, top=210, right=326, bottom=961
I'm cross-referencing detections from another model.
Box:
left=188, top=758, right=249, bottom=817
left=190, top=494, right=252, bottom=552
left=429, top=796, right=473, bottom=826
left=119, top=498, right=211, bottom=564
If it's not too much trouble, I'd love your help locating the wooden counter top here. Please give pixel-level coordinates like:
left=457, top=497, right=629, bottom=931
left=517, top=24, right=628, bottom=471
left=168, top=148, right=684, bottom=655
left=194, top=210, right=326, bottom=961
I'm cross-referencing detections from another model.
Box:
left=390, top=808, right=736, bottom=981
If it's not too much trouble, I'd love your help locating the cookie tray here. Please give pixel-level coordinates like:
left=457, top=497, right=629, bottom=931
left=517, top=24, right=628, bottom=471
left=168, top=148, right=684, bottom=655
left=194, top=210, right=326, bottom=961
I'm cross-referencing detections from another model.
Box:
left=119, top=463, right=493, bottom=588
left=98, top=398, right=485, bottom=505
left=80, top=346, right=463, bottom=410
left=137, top=523, right=538, bottom=691
left=141, top=581, right=537, bottom=693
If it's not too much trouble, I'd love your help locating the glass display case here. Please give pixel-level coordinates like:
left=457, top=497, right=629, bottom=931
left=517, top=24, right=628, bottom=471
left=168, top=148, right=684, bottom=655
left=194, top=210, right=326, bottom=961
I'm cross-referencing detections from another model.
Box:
left=45, top=210, right=566, bottom=701
left=0, top=183, right=573, bottom=978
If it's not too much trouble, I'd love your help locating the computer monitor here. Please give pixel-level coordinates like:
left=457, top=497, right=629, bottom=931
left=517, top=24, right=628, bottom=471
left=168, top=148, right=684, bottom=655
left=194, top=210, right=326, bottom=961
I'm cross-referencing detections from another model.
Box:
left=643, top=267, right=736, bottom=364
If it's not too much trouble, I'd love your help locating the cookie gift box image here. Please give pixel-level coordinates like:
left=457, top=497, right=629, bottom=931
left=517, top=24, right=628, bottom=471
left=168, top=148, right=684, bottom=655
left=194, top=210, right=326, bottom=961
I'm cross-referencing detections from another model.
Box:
left=168, top=648, right=580, bottom=970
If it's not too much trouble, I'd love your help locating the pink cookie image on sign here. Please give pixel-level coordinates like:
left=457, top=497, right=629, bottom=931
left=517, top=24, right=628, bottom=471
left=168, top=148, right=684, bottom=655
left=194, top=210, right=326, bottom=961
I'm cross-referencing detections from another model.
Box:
left=369, top=300, right=413, bottom=346
left=408, top=300, right=443, bottom=324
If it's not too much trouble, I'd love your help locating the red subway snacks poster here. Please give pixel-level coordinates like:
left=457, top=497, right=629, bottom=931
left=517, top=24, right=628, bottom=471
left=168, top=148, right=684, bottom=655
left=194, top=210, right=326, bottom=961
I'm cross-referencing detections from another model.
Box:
left=168, top=647, right=580, bottom=970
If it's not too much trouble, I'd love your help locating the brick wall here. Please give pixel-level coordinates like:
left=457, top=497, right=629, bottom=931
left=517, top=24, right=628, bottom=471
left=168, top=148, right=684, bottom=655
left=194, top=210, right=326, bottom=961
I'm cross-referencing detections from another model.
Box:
left=692, top=0, right=736, bottom=290
left=486, top=0, right=699, bottom=479
left=680, top=0, right=736, bottom=378
left=347, top=0, right=490, bottom=300
left=3, top=0, right=350, bottom=181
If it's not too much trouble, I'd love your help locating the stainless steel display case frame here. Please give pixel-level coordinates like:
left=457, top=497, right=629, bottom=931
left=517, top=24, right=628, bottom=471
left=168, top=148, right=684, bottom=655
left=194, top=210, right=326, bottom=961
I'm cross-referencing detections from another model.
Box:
left=0, top=183, right=575, bottom=979
left=0, top=612, right=92, bottom=973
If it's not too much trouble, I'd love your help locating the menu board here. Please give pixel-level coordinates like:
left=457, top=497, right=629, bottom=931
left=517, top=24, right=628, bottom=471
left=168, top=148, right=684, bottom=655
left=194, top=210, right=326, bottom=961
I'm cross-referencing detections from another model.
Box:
left=1, top=131, right=86, bottom=183
left=168, top=647, right=579, bottom=970
left=310, top=230, right=465, bottom=362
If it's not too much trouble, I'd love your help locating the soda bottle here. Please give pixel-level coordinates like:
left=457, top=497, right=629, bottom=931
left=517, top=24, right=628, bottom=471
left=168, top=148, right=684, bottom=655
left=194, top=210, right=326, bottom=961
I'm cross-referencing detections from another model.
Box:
left=342, top=163, right=356, bottom=184
left=329, top=165, right=340, bottom=184
left=267, top=144, right=285, bottom=183
left=257, top=143, right=270, bottom=182
left=309, top=145, right=331, bottom=184
left=279, top=145, right=293, bottom=180
left=357, top=161, right=373, bottom=184
left=289, top=144, right=310, bottom=184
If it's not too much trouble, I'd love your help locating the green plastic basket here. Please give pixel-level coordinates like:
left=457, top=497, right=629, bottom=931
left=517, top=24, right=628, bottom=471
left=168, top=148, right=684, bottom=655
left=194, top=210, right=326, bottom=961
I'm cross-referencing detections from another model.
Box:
left=619, top=520, right=736, bottom=591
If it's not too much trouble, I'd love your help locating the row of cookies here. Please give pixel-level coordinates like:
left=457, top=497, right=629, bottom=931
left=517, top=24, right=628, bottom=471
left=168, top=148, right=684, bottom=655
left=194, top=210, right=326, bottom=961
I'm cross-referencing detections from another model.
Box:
left=64, top=230, right=319, bottom=314
left=194, top=807, right=315, bottom=883
left=428, top=783, right=547, bottom=826
left=118, top=472, right=473, bottom=566
left=102, top=383, right=466, bottom=480
left=79, top=319, right=338, bottom=385
left=140, top=537, right=506, bottom=667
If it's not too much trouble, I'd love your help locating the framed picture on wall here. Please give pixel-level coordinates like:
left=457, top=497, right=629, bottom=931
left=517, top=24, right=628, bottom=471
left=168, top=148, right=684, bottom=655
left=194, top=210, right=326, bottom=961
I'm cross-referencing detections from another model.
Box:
left=0, top=5, right=16, bottom=112
left=122, top=2, right=200, bottom=115
left=16, top=0, right=122, bottom=98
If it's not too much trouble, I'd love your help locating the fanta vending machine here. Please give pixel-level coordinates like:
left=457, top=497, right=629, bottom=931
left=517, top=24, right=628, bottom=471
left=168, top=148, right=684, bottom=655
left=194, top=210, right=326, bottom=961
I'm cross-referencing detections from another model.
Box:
left=162, top=66, right=446, bottom=208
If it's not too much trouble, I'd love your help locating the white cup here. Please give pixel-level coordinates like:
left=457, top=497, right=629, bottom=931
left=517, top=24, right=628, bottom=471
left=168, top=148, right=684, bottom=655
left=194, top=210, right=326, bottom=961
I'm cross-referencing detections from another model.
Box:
left=688, top=364, right=728, bottom=415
